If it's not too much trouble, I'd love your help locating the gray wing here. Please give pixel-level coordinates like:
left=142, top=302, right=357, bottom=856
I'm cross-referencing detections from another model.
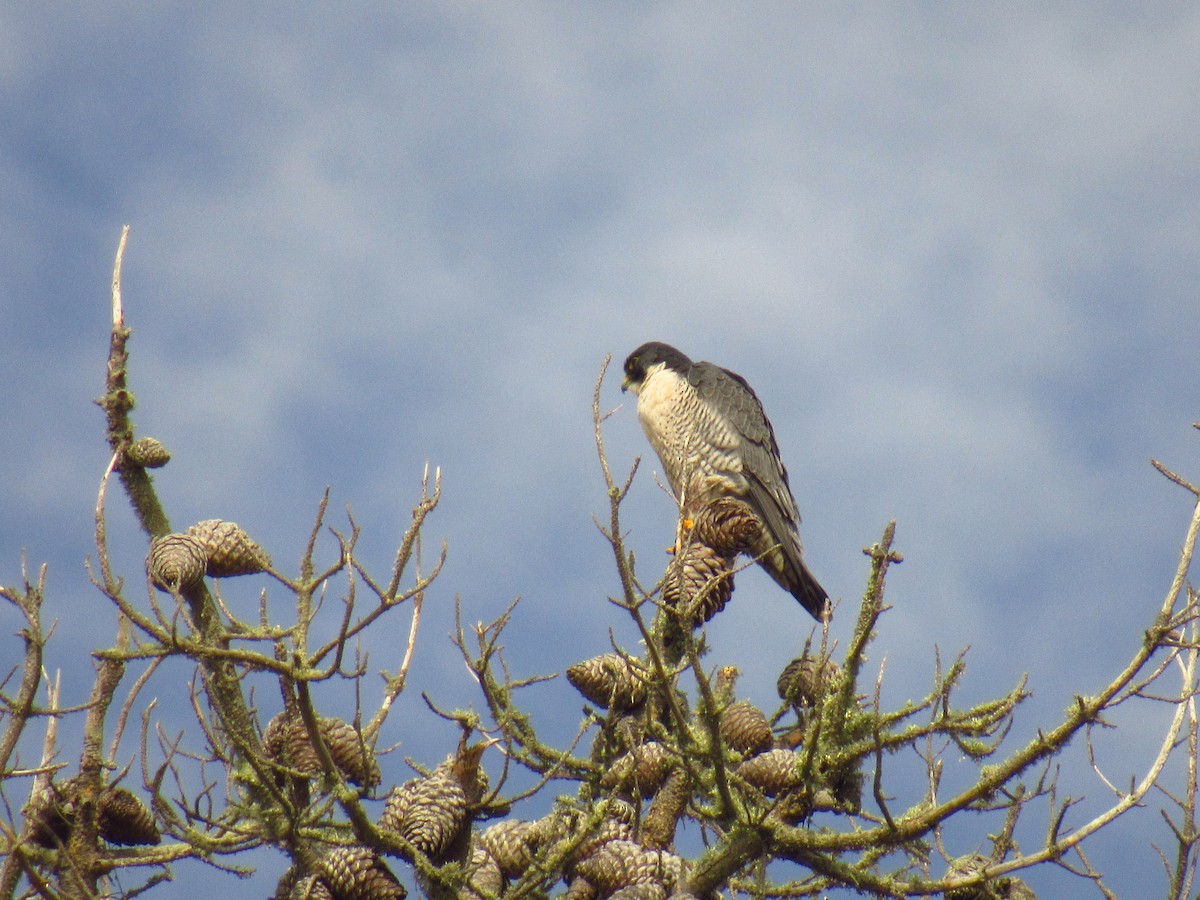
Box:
left=687, top=362, right=800, bottom=529
left=688, top=362, right=828, bottom=618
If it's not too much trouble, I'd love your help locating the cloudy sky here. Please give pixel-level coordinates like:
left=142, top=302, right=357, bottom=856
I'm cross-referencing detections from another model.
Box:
left=2, top=5, right=1198, bottom=896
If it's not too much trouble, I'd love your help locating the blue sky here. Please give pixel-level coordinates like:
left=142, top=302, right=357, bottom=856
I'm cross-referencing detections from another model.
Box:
left=2, top=5, right=1198, bottom=896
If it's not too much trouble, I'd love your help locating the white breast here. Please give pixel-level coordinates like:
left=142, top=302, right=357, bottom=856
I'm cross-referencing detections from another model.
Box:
left=637, top=367, right=746, bottom=508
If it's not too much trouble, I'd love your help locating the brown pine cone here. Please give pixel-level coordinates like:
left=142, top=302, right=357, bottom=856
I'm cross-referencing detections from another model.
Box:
left=147, top=533, right=208, bottom=592
left=98, top=786, right=160, bottom=846
left=574, top=840, right=683, bottom=896
left=320, top=846, right=406, bottom=900
left=480, top=818, right=547, bottom=879
left=277, top=715, right=326, bottom=777
left=264, top=712, right=380, bottom=788
left=379, top=746, right=489, bottom=862
left=323, top=719, right=381, bottom=788
left=278, top=869, right=335, bottom=900
left=124, top=437, right=171, bottom=468
left=600, top=741, right=676, bottom=798
left=689, top=498, right=763, bottom=557
left=944, top=853, right=994, bottom=900
left=659, top=498, right=766, bottom=629
left=735, top=748, right=805, bottom=797
left=28, top=779, right=160, bottom=847
left=609, top=884, right=668, bottom=900
left=564, top=877, right=599, bottom=900
left=263, top=711, right=290, bottom=761
left=460, top=842, right=504, bottom=900
left=186, top=519, right=272, bottom=577
left=567, top=803, right=637, bottom=876
left=567, top=654, right=649, bottom=711
left=641, top=767, right=691, bottom=851
left=662, top=542, right=735, bottom=625
left=381, top=767, right=468, bottom=860
left=26, top=779, right=75, bottom=847
left=719, top=700, right=773, bottom=757
left=777, top=655, right=841, bottom=707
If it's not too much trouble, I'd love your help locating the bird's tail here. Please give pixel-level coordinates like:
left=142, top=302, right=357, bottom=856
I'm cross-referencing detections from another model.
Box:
left=788, top=560, right=829, bottom=620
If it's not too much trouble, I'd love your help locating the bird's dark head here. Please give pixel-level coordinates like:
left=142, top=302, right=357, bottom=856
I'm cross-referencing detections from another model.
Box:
left=621, top=341, right=692, bottom=393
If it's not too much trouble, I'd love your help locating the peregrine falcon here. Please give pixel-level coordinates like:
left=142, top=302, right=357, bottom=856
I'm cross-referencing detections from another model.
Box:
left=621, top=341, right=828, bottom=619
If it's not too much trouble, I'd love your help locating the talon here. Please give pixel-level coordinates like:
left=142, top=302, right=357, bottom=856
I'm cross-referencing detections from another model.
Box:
left=666, top=545, right=677, bottom=556
left=682, top=517, right=695, bottom=530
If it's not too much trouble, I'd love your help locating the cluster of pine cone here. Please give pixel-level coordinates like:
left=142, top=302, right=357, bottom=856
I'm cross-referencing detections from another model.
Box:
left=264, top=709, right=382, bottom=788
left=146, top=519, right=272, bottom=592
left=574, top=688, right=691, bottom=899
left=126, top=436, right=270, bottom=592
left=276, top=846, right=406, bottom=900
left=369, top=740, right=688, bottom=900
left=272, top=732, right=674, bottom=900
left=566, top=643, right=859, bottom=883
left=272, top=736, right=494, bottom=899
left=26, top=777, right=160, bottom=848
left=661, top=498, right=765, bottom=629
left=125, top=465, right=863, bottom=897
left=561, top=645, right=849, bottom=898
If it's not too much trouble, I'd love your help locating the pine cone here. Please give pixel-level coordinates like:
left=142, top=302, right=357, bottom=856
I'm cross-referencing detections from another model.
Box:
left=98, top=786, right=160, bottom=846
left=125, top=437, right=171, bottom=468
left=266, top=713, right=326, bottom=779
left=777, top=655, right=840, bottom=707
left=379, top=746, right=489, bottom=862
left=735, top=748, right=804, bottom=796
left=480, top=818, right=546, bottom=879
left=609, top=884, right=667, bottom=900
left=186, top=519, right=271, bottom=577
left=460, top=842, right=504, bottom=899
left=264, top=711, right=289, bottom=760
left=27, top=779, right=160, bottom=847
left=608, top=713, right=647, bottom=753
left=641, top=767, right=691, bottom=851
left=568, top=805, right=637, bottom=876
left=264, top=712, right=380, bottom=787
left=320, top=846, right=406, bottom=900
left=574, top=840, right=683, bottom=896
left=662, top=541, right=735, bottom=624
left=567, top=654, right=649, bottom=711
left=719, top=700, right=773, bottom=757
left=689, top=498, right=763, bottom=557
left=1001, top=881, right=1038, bottom=900
left=279, top=870, right=335, bottom=900
left=26, top=779, right=75, bottom=847
left=600, top=741, right=676, bottom=798
left=147, top=533, right=208, bottom=592
left=564, top=877, right=599, bottom=900
left=381, top=768, right=468, bottom=860
left=660, top=498, right=766, bottom=630
left=322, top=719, right=381, bottom=787
left=944, top=853, right=996, bottom=900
